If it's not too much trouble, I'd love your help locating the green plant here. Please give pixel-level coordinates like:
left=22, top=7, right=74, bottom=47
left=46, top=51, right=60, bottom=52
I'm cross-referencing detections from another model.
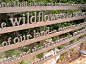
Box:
left=60, top=53, right=66, bottom=60
left=18, top=61, right=25, bottom=64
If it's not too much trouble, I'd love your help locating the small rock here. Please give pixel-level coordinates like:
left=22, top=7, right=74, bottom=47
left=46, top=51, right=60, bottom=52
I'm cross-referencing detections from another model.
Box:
left=68, top=55, right=70, bottom=58
left=58, top=59, right=61, bottom=62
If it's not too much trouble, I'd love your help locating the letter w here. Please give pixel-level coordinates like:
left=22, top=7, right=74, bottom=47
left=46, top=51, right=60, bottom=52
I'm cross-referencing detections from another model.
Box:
left=9, top=17, right=21, bottom=27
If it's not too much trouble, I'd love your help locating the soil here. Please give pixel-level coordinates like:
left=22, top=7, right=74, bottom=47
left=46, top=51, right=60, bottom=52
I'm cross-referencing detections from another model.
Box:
left=57, top=45, right=80, bottom=64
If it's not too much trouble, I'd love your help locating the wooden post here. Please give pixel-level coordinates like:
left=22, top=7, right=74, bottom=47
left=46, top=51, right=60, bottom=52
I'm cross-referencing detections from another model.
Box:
left=78, top=43, right=84, bottom=57
left=39, top=26, right=44, bottom=59
left=78, top=9, right=86, bottom=58
left=39, top=11, right=45, bottom=59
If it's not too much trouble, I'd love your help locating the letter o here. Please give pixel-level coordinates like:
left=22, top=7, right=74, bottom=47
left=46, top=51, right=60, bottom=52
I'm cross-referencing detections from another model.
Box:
left=14, top=37, right=20, bottom=44
left=2, top=41, right=7, bottom=47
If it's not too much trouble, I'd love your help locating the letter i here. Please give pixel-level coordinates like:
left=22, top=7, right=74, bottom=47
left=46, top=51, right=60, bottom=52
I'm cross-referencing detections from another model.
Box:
left=22, top=14, right=25, bottom=25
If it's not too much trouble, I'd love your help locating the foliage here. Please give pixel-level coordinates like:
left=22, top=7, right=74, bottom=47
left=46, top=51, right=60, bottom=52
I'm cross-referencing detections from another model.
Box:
left=18, top=61, right=25, bottom=64
left=60, top=53, right=67, bottom=60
